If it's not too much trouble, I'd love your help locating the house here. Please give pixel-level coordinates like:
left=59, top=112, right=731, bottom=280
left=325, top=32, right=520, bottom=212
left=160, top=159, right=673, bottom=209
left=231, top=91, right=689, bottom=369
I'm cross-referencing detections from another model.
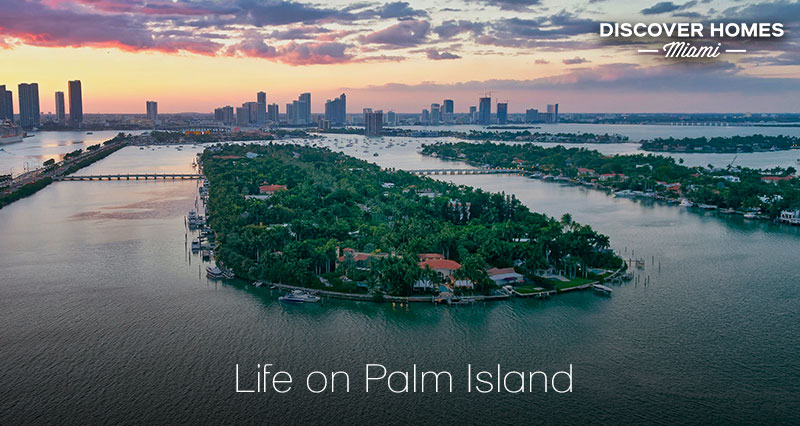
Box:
left=453, top=279, right=474, bottom=289
left=760, top=176, right=794, bottom=184
left=418, top=253, right=444, bottom=261
left=413, top=279, right=435, bottom=290
left=487, top=267, right=524, bottom=285
left=576, top=168, right=596, bottom=177
left=337, top=247, right=387, bottom=268
left=259, top=184, right=288, bottom=195
left=599, top=173, right=625, bottom=181
left=419, top=258, right=461, bottom=280
left=720, top=175, right=740, bottom=183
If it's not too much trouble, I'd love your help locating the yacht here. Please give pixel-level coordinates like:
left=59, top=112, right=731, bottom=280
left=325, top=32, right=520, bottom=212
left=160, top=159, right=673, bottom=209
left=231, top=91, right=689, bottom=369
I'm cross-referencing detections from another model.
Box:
left=592, top=284, right=613, bottom=295
left=679, top=198, right=693, bottom=207
left=743, top=212, right=758, bottom=219
left=206, top=266, right=234, bottom=279
left=279, top=290, right=321, bottom=303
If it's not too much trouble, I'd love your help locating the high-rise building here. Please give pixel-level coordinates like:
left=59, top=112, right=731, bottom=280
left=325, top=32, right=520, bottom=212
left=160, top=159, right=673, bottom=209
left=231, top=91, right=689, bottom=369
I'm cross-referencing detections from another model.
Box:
left=547, top=104, right=559, bottom=123
left=525, top=108, right=539, bottom=123
left=496, top=102, right=508, bottom=124
left=421, top=109, right=429, bottom=124
left=324, top=93, right=346, bottom=124
left=256, top=92, right=267, bottom=125
left=469, top=106, right=477, bottom=123
left=478, top=96, right=491, bottom=125
left=0, top=85, right=13, bottom=121
left=285, top=103, right=294, bottom=124
left=55, top=91, right=66, bottom=123
left=442, top=99, right=454, bottom=114
left=430, top=103, right=441, bottom=124
left=68, top=80, right=83, bottom=126
left=214, top=105, right=235, bottom=125
left=363, top=108, right=383, bottom=136
left=386, top=110, right=396, bottom=126
left=298, top=92, right=311, bottom=124
left=236, top=107, right=249, bottom=126
left=146, top=101, right=158, bottom=122
left=267, top=103, right=279, bottom=122
left=18, top=83, right=40, bottom=128
left=243, top=102, right=259, bottom=124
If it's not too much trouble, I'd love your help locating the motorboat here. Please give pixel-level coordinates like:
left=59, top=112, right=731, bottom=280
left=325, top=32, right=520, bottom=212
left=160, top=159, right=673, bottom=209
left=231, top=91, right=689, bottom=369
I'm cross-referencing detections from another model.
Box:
left=593, top=284, right=613, bottom=295
left=679, top=198, right=693, bottom=207
left=279, top=290, right=321, bottom=303
left=207, top=266, right=234, bottom=279
left=252, top=281, right=266, bottom=288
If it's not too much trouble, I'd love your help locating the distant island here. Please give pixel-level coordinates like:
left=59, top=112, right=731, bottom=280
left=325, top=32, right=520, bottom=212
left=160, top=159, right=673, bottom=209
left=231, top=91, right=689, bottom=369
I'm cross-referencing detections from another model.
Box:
left=421, top=142, right=799, bottom=219
left=201, top=144, right=621, bottom=298
left=641, top=135, right=800, bottom=153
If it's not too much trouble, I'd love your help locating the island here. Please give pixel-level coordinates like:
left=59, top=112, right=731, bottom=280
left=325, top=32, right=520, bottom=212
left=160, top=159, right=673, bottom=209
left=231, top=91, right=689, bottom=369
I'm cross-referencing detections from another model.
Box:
left=640, top=135, right=800, bottom=153
left=420, top=142, right=800, bottom=220
left=200, top=143, right=622, bottom=299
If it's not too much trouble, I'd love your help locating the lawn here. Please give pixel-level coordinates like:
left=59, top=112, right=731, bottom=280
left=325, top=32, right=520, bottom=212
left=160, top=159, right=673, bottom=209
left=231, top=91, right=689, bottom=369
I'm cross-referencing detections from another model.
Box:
left=547, top=277, right=595, bottom=291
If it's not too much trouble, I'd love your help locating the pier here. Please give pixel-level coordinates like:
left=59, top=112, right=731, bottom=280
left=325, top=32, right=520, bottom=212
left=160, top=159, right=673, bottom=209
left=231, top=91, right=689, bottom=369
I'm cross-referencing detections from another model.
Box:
left=54, top=173, right=203, bottom=181
left=405, top=168, right=521, bottom=176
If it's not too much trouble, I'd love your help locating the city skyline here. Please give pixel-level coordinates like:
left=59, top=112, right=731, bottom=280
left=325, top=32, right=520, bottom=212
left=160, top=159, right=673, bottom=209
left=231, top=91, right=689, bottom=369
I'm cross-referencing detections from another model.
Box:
left=1, top=0, right=799, bottom=113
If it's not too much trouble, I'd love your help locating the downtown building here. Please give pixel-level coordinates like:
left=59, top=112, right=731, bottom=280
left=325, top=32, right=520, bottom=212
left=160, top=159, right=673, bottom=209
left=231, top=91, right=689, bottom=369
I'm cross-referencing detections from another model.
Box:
left=324, top=93, right=346, bottom=125
left=68, top=80, right=83, bottom=127
left=363, top=108, right=383, bottom=136
left=146, top=101, right=158, bottom=123
left=496, top=102, right=508, bottom=125
left=55, top=91, right=66, bottom=123
left=478, top=96, right=491, bottom=125
left=256, top=91, right=267, bottom=125
left=0, top=85, right=13, bottom=121
left=18, top=83, right=40, bottom=128
left=214, top=106, right=235, bottom=125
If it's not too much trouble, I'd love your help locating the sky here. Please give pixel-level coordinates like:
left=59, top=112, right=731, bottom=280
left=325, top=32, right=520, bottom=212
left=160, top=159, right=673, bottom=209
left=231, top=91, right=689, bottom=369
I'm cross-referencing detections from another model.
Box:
left=1, top=0, right=799, bottom=113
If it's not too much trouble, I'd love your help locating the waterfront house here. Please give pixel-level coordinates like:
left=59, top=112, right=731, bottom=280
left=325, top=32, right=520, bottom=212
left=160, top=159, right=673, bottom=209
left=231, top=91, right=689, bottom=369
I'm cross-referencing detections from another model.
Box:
left=453, top=279, right=474, bottom=289
left=487, top=267, right=525, bottom=285
left=419, top=258, right=461, bottom=280
left=577, top=168, right=597, bottom=177
left=760, top=175, right=794, bottom=184
left=418, top=253, right=444, bottom=261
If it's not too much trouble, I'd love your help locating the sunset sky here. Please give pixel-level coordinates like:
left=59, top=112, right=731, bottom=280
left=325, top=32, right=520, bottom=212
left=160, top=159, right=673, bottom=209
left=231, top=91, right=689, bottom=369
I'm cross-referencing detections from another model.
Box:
left=2, top=0, right=799, bottom=113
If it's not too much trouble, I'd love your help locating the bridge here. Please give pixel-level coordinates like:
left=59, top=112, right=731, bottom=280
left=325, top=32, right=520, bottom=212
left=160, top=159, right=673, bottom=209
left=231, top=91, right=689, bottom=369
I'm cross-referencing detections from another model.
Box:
left=54, top=173, right=203, bottom=181
left=405, top=168, right=522, bottom=176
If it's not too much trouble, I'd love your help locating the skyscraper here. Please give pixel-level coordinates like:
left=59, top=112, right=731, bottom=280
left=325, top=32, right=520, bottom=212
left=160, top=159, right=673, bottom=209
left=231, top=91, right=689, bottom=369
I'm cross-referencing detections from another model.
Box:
left=236, top=107, right=249, bottom=126
left=430, top=103, right=440, bottom=124
left=267, top=103, right=279, bottom=122
left=478, top=96, right=491, bottom=125
left=363, top=108, right=383, bottom=136
left=496, top=102, right=508, bottom=124
left=442, top=99, right=454, bottom=114
left=324, top=93, right=346, bottom=124
left=243, top=102, right=259, bottom=124
left=68, top=80, right=83, bottom=126
left=256, top=92, right=267, bottom=125
left=214, top=105, right=234, bottom=125
left=469, top=106, right=477, bottom=123
left=0, top=85, right=13, bottom=121
left=547, top=104, right=559, bottom=123
left=298, top=92, right=311, bottom=124
left=18, top=83, right=40, bottom=128
left=285, top=103, right=294, bottom=124
left=55, top=92, right=66, bottom=123
left=146, top=101, right=158, bottom=122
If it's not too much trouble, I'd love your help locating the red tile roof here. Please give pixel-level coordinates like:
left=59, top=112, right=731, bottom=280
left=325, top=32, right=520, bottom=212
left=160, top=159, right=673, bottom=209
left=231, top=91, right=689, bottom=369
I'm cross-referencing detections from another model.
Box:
left=259, top=184, right=287, bottom=194
left=419, top=259, right=461, bottom=271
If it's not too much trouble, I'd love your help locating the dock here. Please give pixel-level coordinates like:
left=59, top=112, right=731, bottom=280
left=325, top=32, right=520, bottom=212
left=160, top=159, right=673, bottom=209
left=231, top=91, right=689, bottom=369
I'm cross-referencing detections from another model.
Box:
left=54, top=173, right=203, bottom=181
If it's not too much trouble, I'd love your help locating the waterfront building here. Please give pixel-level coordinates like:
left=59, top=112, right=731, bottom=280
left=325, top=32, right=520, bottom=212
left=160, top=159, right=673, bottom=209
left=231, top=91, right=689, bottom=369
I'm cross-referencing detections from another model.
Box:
left=0, top=85, right=13, bottom=121
left=68, top=80, right=83, bottom=126
left=497, top=102, right=508, bottom=124
left=430, top=103, right=441, bottom=124
left=146, top=101, right=158, bottom=122
left=55, top=92, right=66, bottom=123
left=364, top=108, right=383, bottom=136
left=442, top=99, right=454, bottom=114
left=286, top=103, right=294, bottom=124
left=525, top=108, right=539, bottom=123
left=324, top=93, right=346, bottom=124
left=469, top=106, right=477, bottom=123
left=18, top=83, right=40, bottom=128
left=478, top=96, right=491, bottom=125
left=386, top=110, right=397, bottom=126
left=547, top=103, right=559, bottom=123
left=298, top=92, right=311, bottom=124
left=421, top=108, right=429, bottom=124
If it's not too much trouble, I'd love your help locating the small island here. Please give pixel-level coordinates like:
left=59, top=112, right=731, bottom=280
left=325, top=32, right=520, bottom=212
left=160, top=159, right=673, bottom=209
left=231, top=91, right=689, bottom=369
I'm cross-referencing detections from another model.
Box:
left=201, top=144, right=622, bottom=300
left=640, top=135, right=800, bottom=153
left=421, top=142, right=800, bottom=220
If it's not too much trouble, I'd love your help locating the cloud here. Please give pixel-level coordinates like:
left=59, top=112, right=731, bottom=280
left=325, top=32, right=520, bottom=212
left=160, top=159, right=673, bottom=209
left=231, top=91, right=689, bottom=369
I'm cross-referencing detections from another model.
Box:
left=434, top=20, right=485, bottom=39
left=360, top=19, right=430, bottom=47
left=641, top=1, right=697, bottom=15
left=562, top=56, right=590, bottom=65
left=535, top=58, right=550, bottom=64
left=466, top=0, right=542, bottom=11
left=426, top=48, right=461, bottom=60
left=375, top=2, right=428, bottom=19
left=226, top=39, right=355, bottom=65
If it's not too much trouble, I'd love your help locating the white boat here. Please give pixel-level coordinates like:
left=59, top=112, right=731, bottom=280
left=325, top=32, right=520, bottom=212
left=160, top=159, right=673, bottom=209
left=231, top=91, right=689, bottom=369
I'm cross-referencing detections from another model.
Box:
left=698, top=203, right=717, bottom=210
left=252, top=281, right=266, bottom=287
left=743, top=212, right=758, bottom=219
left=206, top=266, right=234, bottom=279
left=679, top=198, right=693, bottom=207
left=279, top=290, right=321, bottom=303
left=592, top=284, right=613, bottom=295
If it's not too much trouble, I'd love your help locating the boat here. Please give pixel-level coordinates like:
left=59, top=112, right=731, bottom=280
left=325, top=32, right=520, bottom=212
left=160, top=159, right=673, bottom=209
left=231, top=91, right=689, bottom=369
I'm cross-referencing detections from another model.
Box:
left=679, top=198, right=693, bottom=207
left=720, top=208, right=736, bottom=215
left=279, top=289, right=321, bottom=303
left=698, top=203, right=717, bottom=210
left=86, top=132, right=93, bottom=135
left=592, top=284, right=613, bottom=295
left=743, top=212, right=758, bottom=219
left=206, top=266, right=234, bottom=279
left=251, top=281, right=266, bottom=288
left=1, top=120, right=23, bottom=144
left=191, top=239, right=200, bottom=251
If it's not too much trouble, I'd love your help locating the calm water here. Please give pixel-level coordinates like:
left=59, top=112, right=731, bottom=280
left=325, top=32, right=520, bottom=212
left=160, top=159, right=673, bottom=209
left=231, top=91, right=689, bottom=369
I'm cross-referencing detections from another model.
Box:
left=0, top=136, right=798, bottom=424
